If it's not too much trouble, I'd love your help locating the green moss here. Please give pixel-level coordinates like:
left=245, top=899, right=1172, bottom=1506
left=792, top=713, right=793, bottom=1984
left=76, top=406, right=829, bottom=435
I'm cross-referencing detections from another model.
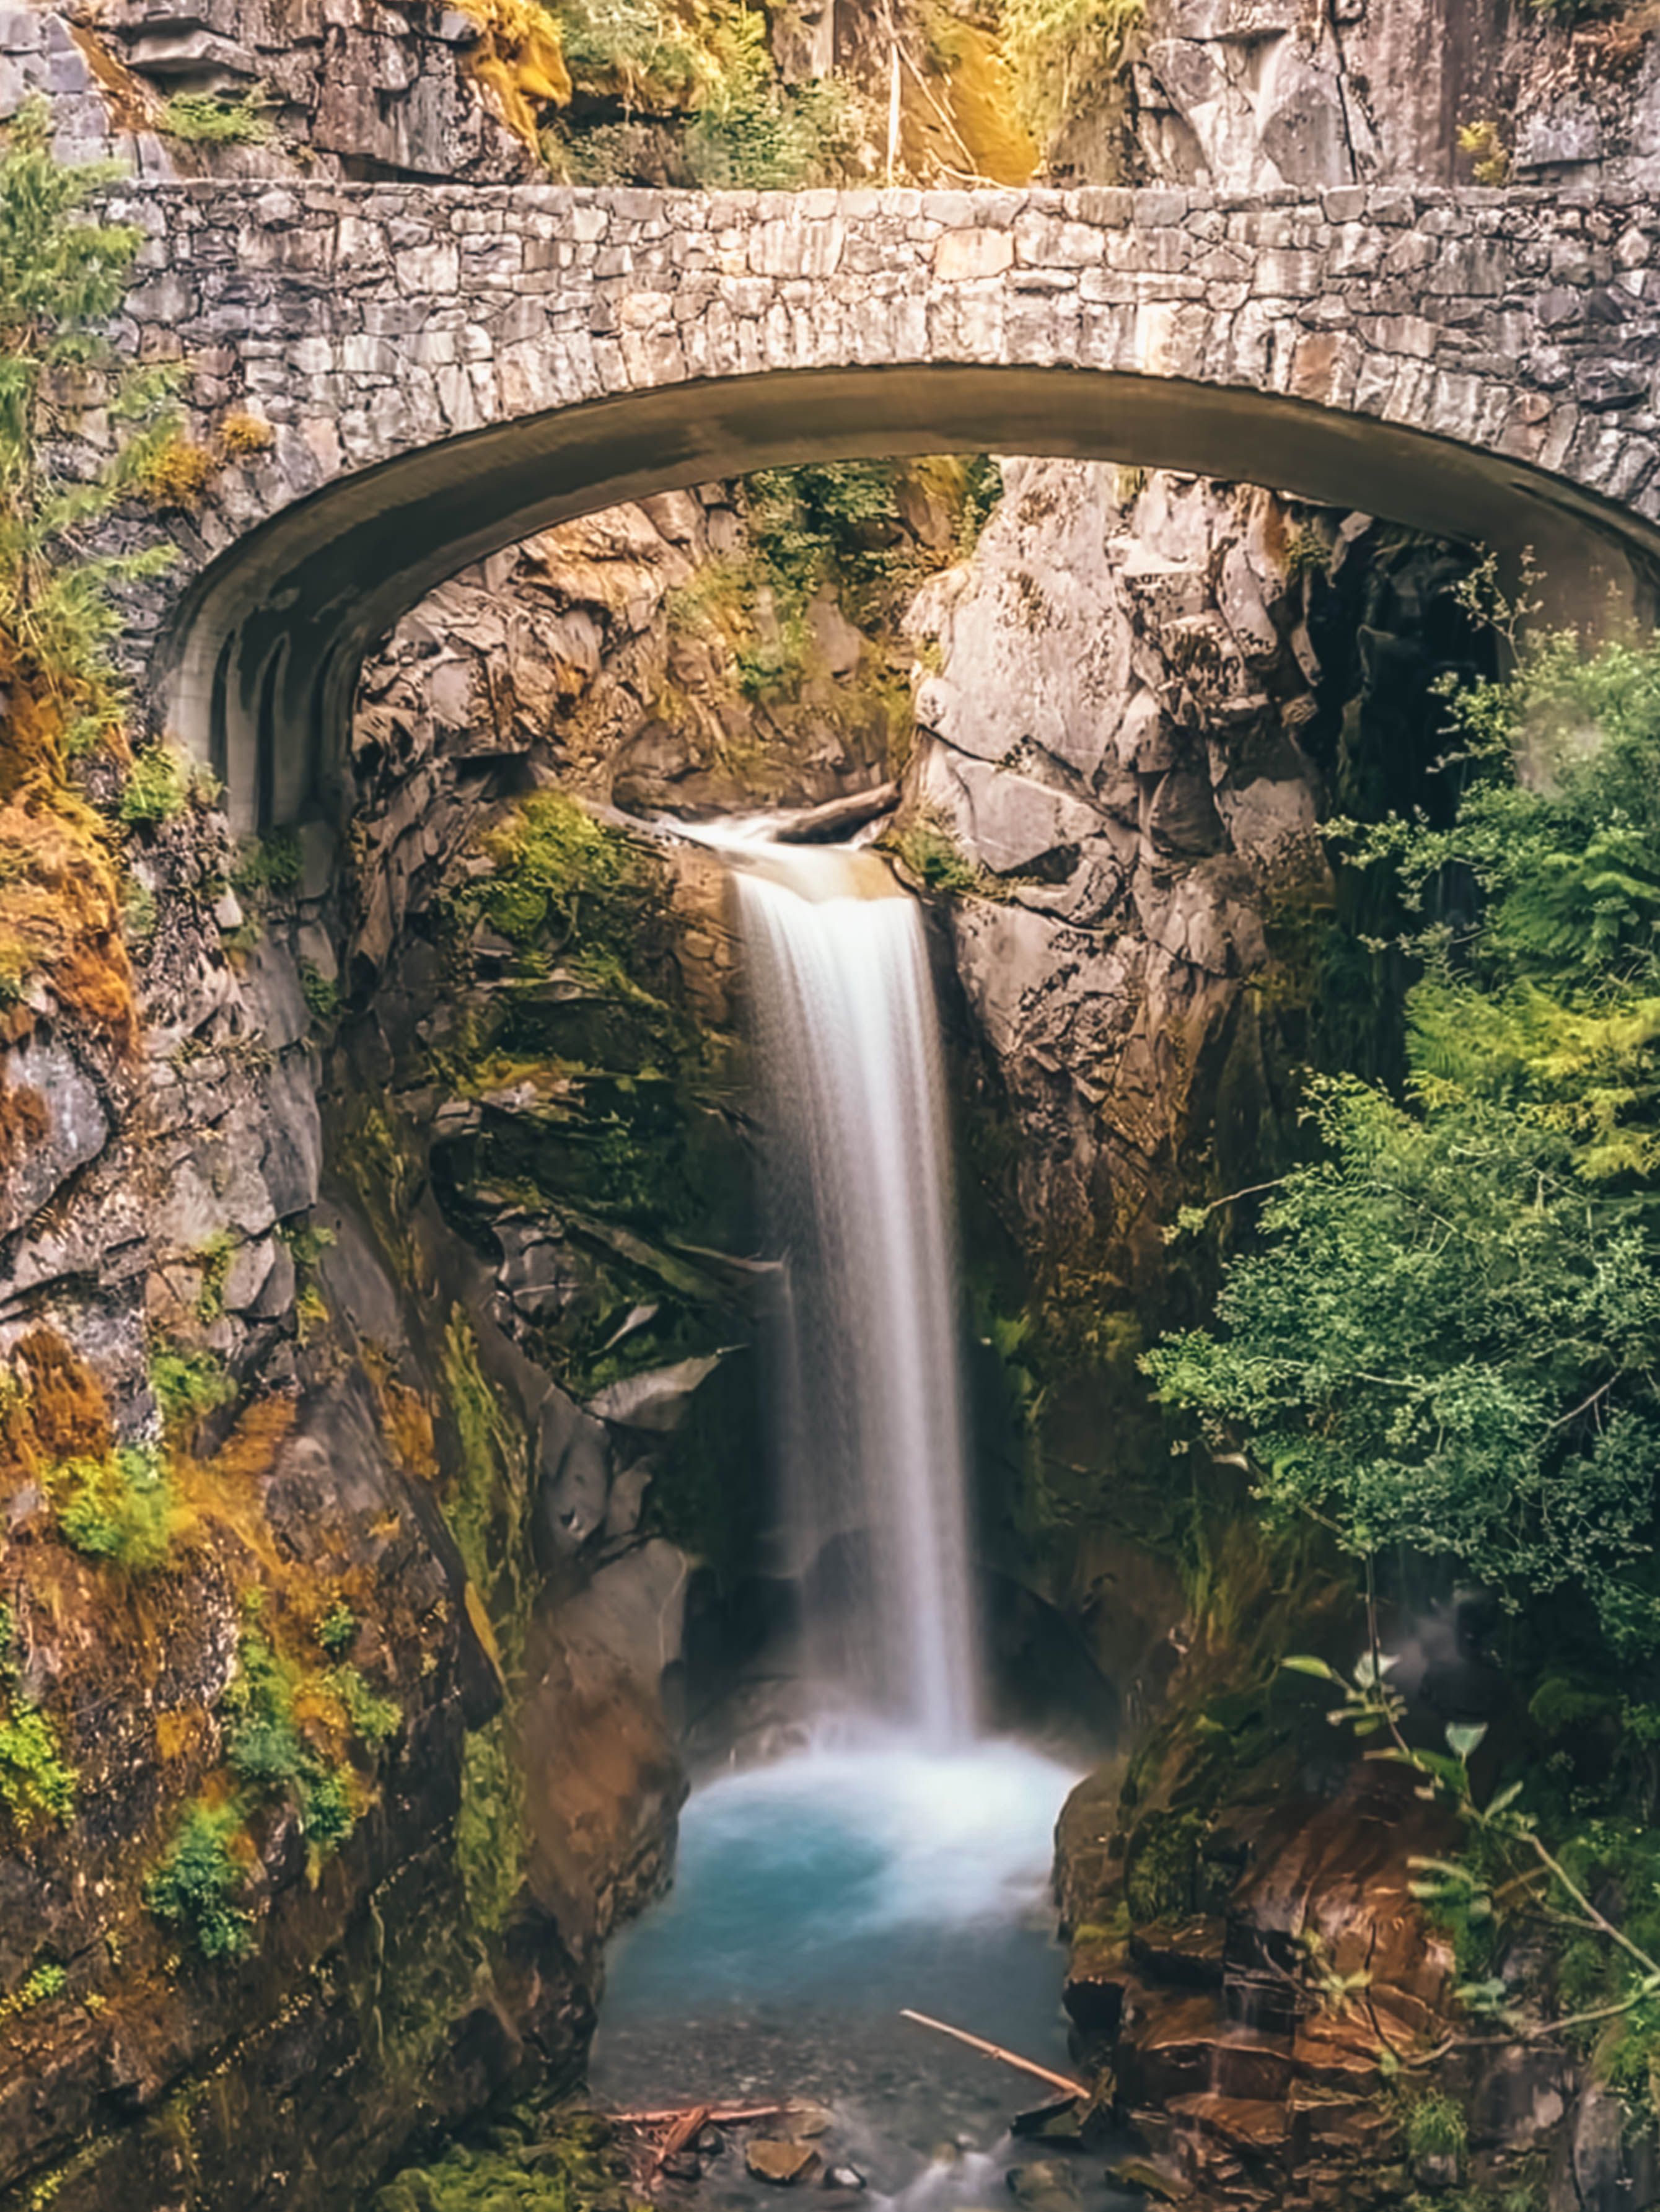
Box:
left=1123, top=1806, right=1208, bottom=1924
left=144, top=1801, right=255, bottom=1960
left=159, top=89, right=274, bottom=145
left=193, top=1229, right=235, bottom=1323
left=149, top=1343, right=237, bottom=1431
left=326, top=1664, right=402, bottom=1750
left=0, top=1960, right=66, bottom=2017
left=299, top=959, right=340, bottom=1024
left=231, top=829, right=302, bottom=898
left=315, top=1598, right=358, bottom=1657
left=119, top=743, right=211, bottom=828
left=48, top=1443, right=175, bottom=1570
left=373, top=2108, right=633, bottom=2212
left=439, top=1312, right=533, bottom=1657
left=0, top=1605, right=76, bottom=1836
left=454, top=1716, right=525, bottom=1942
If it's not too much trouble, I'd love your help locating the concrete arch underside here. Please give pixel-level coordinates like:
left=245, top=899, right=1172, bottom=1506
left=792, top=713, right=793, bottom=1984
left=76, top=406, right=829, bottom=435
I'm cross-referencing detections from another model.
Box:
left=167, top=361, right=1660, bottom=833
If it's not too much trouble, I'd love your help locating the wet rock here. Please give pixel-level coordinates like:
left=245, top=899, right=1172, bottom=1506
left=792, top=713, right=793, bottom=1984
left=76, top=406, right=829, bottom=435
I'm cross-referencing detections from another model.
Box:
left=747, top=2139, right=819, bottom=2184
left=791, top=2104, right=833, bottom=2138
left=1106, top=2161, right=1191, bottom=2203
left=1013, top=2097, right=1086, bottom=2141
left=823, top=2166, right=867, bottom=2190
left=661, top=2150, right=704, bottom=2181
left=1008, top=2157, right=1085, bottom=2212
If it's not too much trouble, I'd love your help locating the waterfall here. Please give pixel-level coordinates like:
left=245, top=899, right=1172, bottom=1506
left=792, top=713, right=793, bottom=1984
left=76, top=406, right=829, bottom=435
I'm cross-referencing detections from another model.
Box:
left=734, top=845, right=980, bottom=1747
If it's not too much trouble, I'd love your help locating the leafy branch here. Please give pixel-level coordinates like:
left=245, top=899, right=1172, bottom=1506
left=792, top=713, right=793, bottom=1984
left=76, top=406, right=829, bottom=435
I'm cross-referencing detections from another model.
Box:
left=1286, top=1634, right=1660, bottom=2057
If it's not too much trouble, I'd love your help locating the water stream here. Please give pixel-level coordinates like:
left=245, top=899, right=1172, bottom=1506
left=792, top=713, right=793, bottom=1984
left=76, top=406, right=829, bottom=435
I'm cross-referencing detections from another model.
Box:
left=736, top=846, right=979, bottom=1744
left=592, top=841, right=1082, bottom=2205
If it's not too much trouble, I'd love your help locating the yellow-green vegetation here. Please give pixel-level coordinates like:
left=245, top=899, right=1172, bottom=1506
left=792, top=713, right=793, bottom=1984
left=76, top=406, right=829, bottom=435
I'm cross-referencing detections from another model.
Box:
left=0, top=1960, right=66, bottom=2019
left=999, top=0, right=1143, bottom=146
left=537, top=0, right=863, bottom=188
left=440, top=1314, right=534, bottom=1651
left=885, top=808, right=1000, bottom=898
left=0, top=102, right=187, bottom=1039
left=146, top=1609, right=406, bottom=1957
left=372, top=2109, right=638, bottom=2212
left=133, top=434, right=216, bottom=511
left=46, top=1442, right=177, bottom=1570
left=0, top=1599, right=77, bottom=1836
left=1457, top=118, right=1510, bottom=184
left=118, top=741, right=217, bottom=828
left=315, top=1597, right=359, bottom=1657
left=158, top=89, right=275, bottom=145
left=149, top=1343, right=238, bottom=1439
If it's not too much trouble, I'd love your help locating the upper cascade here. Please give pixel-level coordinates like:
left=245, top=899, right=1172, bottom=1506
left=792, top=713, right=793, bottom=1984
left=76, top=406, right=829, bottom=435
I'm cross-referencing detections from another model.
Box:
left=736, top=843, right=981, bottom=1747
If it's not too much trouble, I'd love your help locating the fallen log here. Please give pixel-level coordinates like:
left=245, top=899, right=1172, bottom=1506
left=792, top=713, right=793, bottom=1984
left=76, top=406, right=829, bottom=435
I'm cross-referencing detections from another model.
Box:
left=771, top=783, right=900, bottom=845
left=651, top=2102, right=710, bottom=2175
left=898, top=2010, right=1089, bottom=2099
left=607, top=2102, right=793, bottom=2127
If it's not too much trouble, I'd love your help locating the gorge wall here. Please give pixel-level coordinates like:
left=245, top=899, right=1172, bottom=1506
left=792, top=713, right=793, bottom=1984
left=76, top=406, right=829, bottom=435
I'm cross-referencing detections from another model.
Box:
left=3, top=0, right=1659, bottom=2206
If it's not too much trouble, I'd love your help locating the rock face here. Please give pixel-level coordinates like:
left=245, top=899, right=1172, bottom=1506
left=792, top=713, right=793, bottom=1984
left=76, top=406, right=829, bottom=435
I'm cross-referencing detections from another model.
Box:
left=907, top=461, right=1326, bottom=1275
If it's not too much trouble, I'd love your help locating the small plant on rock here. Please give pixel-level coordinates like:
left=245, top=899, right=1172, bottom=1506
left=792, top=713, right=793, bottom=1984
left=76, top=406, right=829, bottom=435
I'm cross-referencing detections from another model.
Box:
left=0, top=1602, right=76, bottom=1836
left=159, top=89, right=275, bottom=146
left=1457, top=118, right=1510, bottom=185
left=48, top=1442, right=176, bottom=1570
left=144, top=1801, right=255, bottom=1960
left=134, top=435, right=216, bottom=511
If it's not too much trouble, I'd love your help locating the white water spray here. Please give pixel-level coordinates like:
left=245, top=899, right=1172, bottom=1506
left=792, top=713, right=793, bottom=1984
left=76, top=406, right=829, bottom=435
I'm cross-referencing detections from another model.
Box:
left=734, top=845, right=980, bottom=1747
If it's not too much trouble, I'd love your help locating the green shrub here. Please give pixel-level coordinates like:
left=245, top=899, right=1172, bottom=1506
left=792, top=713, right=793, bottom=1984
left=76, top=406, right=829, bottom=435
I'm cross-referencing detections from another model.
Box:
left=299, top=959, right=340, bottom=1024
left=150, top=1345, right=237, bottom=1431
left=159, top=90, right=274, bottom=146
left=0, top=98, right=182, bottom=720
left=887, top=814, right=994, bottom=898
left=1403, top=2089, right=1468, bottom=2162
left=315, top=1599, right=358, bottom=1657
left=144, top=1801, right=254, bottom=1960
left=0, top=1604, right=76, bottom=1835
left=326, top=1666, right=402, bottom=1750
left=119, top=744, right=203, bottom=828
left=49, top=1445, right=175, bottom=1571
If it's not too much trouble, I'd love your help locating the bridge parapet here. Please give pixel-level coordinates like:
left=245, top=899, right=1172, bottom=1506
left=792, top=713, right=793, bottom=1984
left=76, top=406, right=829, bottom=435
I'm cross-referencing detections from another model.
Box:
left=95, top=178, right=1660, bottom=822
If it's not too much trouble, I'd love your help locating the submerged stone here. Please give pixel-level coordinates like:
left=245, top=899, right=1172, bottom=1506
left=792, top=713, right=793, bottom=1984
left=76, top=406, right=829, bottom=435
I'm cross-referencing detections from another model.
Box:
left=747, top=2140, right=819, bottom=2185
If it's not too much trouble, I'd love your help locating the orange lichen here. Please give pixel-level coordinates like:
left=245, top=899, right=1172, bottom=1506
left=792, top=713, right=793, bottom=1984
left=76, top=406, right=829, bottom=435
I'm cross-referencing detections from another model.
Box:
left=0, top=635, right=138, bottom=1051
left=218, top=412, right=274, bottom=458
left=0, top=1079, right=48, bottom=1173
left=1, top=1330, right=113, bottom=1480
left=154, top=1707, right=209, bottom=1763
left=360, top=1344, right=440, bottom=1483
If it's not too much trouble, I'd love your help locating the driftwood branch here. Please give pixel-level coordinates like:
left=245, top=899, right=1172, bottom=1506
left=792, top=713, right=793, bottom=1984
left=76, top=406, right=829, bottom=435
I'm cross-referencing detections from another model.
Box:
left=898, top=2010, right=1088, bottom=2098
left=772, top=783, right=900, bottom=844
left=607, top=2102, right=793, bottom=2127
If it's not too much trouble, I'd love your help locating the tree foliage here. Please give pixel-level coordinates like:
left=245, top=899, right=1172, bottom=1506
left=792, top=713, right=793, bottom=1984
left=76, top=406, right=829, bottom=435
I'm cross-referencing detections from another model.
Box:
left=0, top=97, right=178, bottom=730
left=1144, top=615, right=1660, bottom=1653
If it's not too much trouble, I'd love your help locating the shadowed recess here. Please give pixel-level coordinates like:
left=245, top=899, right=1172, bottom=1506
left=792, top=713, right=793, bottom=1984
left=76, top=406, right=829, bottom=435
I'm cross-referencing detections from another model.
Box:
left=158, top=362, right=1660, bottom=832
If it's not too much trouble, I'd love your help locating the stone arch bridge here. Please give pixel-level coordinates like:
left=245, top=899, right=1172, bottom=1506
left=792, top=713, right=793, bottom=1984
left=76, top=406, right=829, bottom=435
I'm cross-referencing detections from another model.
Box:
left=115, top=175, right=1660, bottom=830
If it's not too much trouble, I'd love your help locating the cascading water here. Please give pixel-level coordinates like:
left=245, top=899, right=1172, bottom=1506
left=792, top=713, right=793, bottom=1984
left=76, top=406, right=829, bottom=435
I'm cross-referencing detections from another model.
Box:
left=734, top=845, right=979, bottom=1745
left=591, top=833, right=1084, bottom=2206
